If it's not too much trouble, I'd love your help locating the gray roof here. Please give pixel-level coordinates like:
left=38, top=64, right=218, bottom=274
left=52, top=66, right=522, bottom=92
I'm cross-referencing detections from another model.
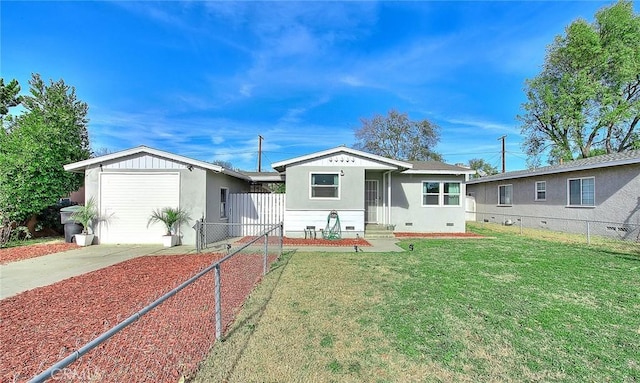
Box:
left=467, top=149, right=640, bottom=184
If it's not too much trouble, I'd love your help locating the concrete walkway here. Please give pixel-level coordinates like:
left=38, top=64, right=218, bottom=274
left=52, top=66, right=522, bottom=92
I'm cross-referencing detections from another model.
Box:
left=1, top=238, right=403, bottom=300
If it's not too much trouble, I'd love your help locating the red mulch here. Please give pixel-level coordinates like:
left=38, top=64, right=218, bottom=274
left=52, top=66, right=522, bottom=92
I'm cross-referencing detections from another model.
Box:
left=236, top=236, right=371, bottom=247
left=394, top=232, right=485, bottom=238
left=0, top=242, right=78, bottom=265
left=0, top=251, right=277, bottom=382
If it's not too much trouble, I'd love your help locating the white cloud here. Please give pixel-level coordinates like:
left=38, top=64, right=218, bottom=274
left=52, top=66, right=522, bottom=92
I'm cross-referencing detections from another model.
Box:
left=339, top=76, right=365, bottom=87
left=211, top=135, right=225, bottom=145
left=443, top=117, right=519, bottom=135
left=239, top=84, right=253, bottom=97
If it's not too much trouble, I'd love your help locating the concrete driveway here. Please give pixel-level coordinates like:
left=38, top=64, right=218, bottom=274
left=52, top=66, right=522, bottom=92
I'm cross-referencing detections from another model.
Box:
left=0, top=244, right=197, bottom=299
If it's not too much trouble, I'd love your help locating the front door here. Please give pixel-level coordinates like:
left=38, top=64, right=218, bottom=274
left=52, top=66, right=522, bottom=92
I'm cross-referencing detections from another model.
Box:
left=365, top=180, right=379, bottom=223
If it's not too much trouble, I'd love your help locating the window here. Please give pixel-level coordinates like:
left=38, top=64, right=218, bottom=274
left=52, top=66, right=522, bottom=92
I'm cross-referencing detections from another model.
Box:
left=498, top=184, right=513, bottom=205
left=421, top=181, right=461, bottom=206
left=443, top=182, right=461, bottom=205
left=535, top=181, right=546, bottom=201
left=422, top=182, right=439, bottom=205
left=568, top=177, right=594, bottom=206
left=311, top=173, right=339, bottom=198
left=220, top=188, right=228, bottom=218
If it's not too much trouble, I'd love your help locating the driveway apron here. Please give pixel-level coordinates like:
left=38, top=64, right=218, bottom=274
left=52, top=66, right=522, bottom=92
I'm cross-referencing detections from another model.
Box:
left=0, top=245, right=196, bottom=299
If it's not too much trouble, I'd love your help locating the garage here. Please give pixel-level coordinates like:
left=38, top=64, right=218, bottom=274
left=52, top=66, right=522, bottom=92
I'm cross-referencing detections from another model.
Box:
left=99, top=172, right=180, bottom=244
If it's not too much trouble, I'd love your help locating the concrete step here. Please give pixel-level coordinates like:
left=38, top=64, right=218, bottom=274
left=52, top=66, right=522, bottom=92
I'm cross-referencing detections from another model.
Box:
left=365, top=224, right=395, bottom=239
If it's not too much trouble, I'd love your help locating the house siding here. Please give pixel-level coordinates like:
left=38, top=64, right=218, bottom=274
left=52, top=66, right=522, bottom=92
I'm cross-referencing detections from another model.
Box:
left=205, top=171, right=250, bottom=223
left=100, top=153, right=188, bottom=170
left=284, top=164, right=367, bottom=238
left=391, top=173, right=468, bottom=233
left=467, top=163, right=640, bottom=229
left=285, top=165, right=365, bottom=210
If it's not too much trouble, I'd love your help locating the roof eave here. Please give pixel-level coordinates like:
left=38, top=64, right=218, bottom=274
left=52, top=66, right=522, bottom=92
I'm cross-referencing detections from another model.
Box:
left=466, top=157, right=640, bottom=184
left=63, top=145, right=251, bottom=180
left=247, top=174, right=286, bottom=182
left=271, top=146, right=413, bottom=171
left=402, top=169, right=476, bottom=175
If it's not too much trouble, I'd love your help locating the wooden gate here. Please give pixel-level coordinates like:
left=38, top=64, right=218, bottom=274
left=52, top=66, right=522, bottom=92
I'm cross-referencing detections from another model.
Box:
left=229, top=193, right=285, bottom=227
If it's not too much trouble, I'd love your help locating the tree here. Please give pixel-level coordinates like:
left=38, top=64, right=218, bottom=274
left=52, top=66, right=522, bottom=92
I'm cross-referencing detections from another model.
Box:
left=1, top=78, right=23, bottom=127
left=519, top=1, right=640, bottom=165
left=91, top=147, right=115, bottom=158
left=0, top=74, right=91, bottom=226
left=467, top=158, right=499, bottom=179
left=353, top=109, right=442, bottom=161
left=212, top=160, right=234, bottom=170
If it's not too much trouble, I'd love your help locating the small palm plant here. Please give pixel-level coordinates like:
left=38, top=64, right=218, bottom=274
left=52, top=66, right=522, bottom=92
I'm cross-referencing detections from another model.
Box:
left=71, top=197, right=99, bottom=234
left=147, top=207, right=191, bottom=236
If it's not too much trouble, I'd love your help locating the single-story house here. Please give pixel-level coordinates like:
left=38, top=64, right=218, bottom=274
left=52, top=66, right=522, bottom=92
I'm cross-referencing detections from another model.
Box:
left=64, top=146, right=251, bottom=245
left=466, top=150, right=640, bottom=237
left=64, top=145, right=475, bottom=245
left=272, top=146, right=476, bottom=238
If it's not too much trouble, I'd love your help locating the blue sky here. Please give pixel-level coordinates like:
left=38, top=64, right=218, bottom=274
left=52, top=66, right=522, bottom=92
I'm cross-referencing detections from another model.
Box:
left=1, top=1, right=619, bottom=172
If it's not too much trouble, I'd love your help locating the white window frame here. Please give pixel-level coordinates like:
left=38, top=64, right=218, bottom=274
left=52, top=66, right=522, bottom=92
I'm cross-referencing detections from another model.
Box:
left=421, top=181, right=461, bottom=207
left=421, top=181, right=440, bottom=206
left=443, top=182, right=461, bottom=206
left=310, top=172, right=340, bottom=200
left=498, top=184, right=513, bottom=206
left=567, top=177, right=595, bottom=207
left=220, top=187, right=228, bottom=218
left=535, top=181, right=546, bottom=201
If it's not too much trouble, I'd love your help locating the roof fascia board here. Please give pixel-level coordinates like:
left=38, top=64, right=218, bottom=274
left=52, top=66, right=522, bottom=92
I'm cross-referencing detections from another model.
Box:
left=402, top=169, right=476, bottom=175
left=64, top=146, right=250, bottom=181
left=246, top=174, right=286, bottom=182
left=272, top=146, right=413, bottom=170
left=466, top=157, right=640, bottom=184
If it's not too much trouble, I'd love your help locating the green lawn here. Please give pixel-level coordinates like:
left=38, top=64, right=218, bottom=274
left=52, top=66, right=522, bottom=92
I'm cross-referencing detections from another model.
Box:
left=193, top=225, right=640, bottom=382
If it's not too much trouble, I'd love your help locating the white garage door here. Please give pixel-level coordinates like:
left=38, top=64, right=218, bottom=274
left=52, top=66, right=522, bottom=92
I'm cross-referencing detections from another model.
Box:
left=100, top=173, right=180, bottom=244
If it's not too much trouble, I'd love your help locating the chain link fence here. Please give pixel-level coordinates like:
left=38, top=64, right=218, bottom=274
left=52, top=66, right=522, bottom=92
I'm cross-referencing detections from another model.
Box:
left=27, top=223, right=283, bottom=383
left=472, top=212, right=640, bottom=250
left=194, top=221, right=282, bottom=254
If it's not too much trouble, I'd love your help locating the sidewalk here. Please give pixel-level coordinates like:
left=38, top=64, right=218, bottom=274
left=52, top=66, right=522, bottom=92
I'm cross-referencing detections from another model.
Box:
left=1, top=238, right=403, bottom=299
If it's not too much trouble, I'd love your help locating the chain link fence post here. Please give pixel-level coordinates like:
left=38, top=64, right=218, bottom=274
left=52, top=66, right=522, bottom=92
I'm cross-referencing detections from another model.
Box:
left=279, top=222, right=284, bottom=258
left=586, top=221, right=591, bottom=246
left=194, top=220, right=201, bottom=253
left=263, top=233, right=269, bottom=276
left=519, top=217, right=523, bottom=235
left=214, top=264, right=222, bottom=340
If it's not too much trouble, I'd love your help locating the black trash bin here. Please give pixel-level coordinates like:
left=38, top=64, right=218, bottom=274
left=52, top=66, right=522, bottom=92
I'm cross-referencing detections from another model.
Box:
left=60, top=205, right=83, bottom=243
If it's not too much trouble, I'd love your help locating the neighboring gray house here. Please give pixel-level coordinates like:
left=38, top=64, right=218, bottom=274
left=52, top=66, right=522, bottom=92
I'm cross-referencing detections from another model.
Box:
left=466, top=150, right=640, bottom=237
left=64, top=146, right=250, bottom=245
left=272, top=146, right=475, bottom=238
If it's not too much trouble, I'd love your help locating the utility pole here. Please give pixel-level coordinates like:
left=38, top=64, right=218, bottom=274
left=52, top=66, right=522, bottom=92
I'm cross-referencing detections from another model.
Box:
left=498, top=135, right=506, bottom=173
left=258, top=135, right=263, bottom=172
